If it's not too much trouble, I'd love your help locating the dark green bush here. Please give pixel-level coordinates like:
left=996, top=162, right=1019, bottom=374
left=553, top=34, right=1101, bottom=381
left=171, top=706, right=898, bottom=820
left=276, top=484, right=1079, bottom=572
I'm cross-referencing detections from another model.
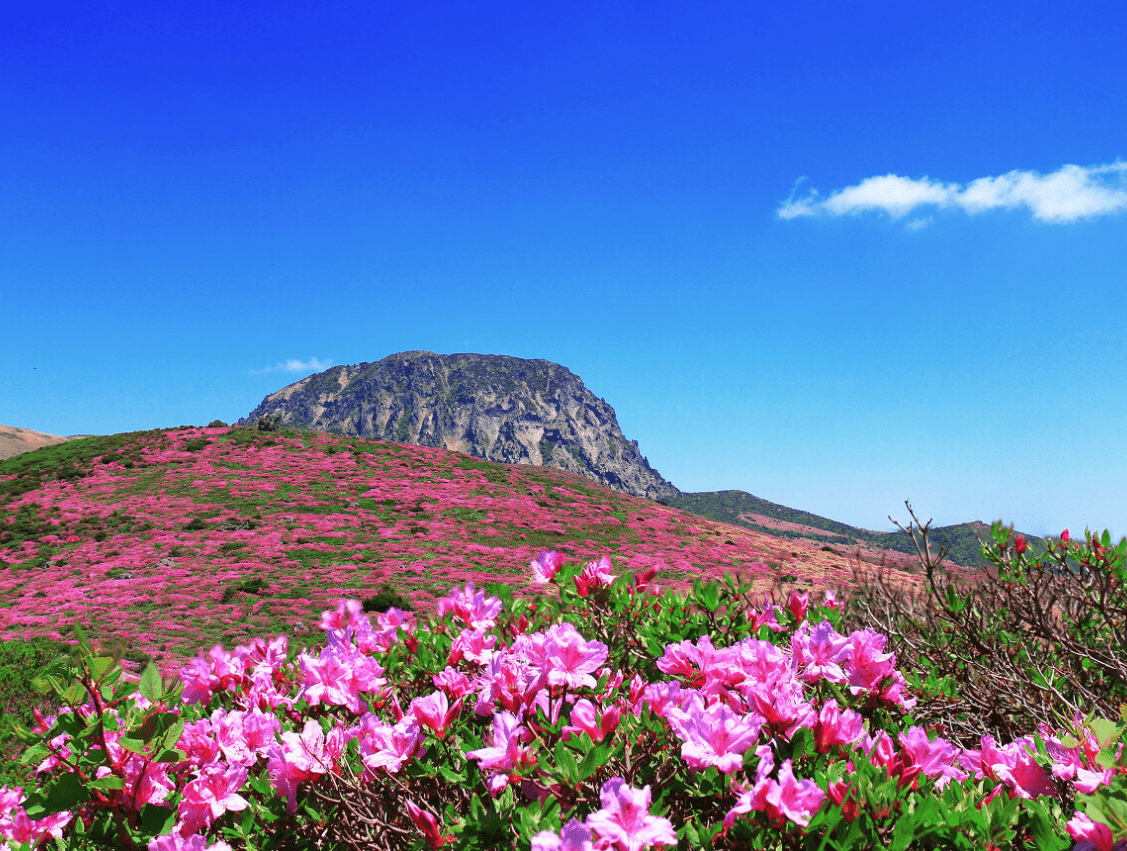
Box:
left=361, top=584, right=413, bottom=613
left=221, top=576, right=269, bottom=603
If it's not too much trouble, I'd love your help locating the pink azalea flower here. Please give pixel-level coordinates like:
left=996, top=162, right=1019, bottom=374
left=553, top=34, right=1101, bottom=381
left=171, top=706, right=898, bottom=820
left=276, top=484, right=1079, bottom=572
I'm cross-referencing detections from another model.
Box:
left=971, top=735, right=1057, bottom=799
left=666, top=693, right=762, bottom=774
left=0, top=785, right=71, bottom=846
left=433, top=665, right=476, bottom=699
left=410, top=691, right=462, bottom=738
left=574, top=556, right=617, bottom=597
left=266, top=719, right=336, bottom=813
left=149, top=835, right=233, bottom=851
left=586, top=778, right=677, bottom=851
left=531, top=550, right=565, bottom=584
left=353, top=713, right=425, bottom=775
left=791, top=620, right=851, bottom=684
left=465, top=711, right=536, bottom=794
left=543, top=622, right=609, bottom=689
left=532, top=819, right=594, bottom=851
left=1067, top=812, right=1126, bottom=851
left=437, top=582, right=503, bottom=630
left=726, top=759, right=824, bottom=830
left=898, top=726, right=969, bottom=789
left=563, top=698, right=621, bottom=743
left=406, top=800, right=453, bottom=848
left=743, top=668, right=816, bottom=737
left=786, top=591, right=809, bottom=623
left=474, top=652, right=544, bottom=715
left=298, top=644, right=386, bottom=714
left=813, top=699, right=865, bottom=753
left=177, top=763, right=249, bottom=836
left=448, top=627, right=497, bottom=665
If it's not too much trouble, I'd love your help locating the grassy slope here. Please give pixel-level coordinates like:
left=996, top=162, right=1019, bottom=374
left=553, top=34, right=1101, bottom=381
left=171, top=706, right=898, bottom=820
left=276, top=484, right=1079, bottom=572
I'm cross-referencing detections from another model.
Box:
left=0, top=426, right=924, bottom=670
left=665, top=490, right=1042, bottom=568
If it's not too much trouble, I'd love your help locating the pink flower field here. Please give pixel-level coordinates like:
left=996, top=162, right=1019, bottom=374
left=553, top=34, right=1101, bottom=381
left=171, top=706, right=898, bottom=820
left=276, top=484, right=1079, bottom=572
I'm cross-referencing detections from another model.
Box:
left=0, top=426, right=920, bottom=668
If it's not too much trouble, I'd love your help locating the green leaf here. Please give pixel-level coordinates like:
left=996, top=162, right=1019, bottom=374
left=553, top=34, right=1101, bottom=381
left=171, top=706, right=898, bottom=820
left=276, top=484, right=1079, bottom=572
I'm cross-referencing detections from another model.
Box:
left=19, top=742, right=51, bottom=765
left=554, top=742, right=580, bottom=785
left=23, top=772, right=89, bottom=818
left=118, top=735, right=146, bottom=755
left=62, top=681, right=88, bottom=705
left=87, top=655, right=118, bottom=680
left=139, top=662, right=163, bottom=702
left=139, top=803, right=177, bottom=835
left=439, top=765, right=466, bottom=783
left=698, top=582, right=720, bottom=612
left=89, top=775, right=125, bottom=791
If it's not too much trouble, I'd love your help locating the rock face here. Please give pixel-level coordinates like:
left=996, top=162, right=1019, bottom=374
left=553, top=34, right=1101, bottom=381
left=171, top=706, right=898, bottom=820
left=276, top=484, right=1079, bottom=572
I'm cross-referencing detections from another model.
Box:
left=239, top=351, right=680, bottom=501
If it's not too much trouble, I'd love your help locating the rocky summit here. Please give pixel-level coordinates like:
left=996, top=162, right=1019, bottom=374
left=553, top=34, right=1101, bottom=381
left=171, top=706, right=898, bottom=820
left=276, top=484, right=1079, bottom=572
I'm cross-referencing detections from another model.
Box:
left=240, top=351, right=680, bottom=501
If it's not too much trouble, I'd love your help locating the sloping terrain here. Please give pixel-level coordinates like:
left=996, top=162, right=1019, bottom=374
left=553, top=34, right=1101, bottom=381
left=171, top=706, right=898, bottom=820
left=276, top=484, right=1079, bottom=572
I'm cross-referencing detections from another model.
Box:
left=0, top=424, right=72, bottom=460
left=0, top=426, right=922, bottom=669
left=665, top=490, right=1027, bottom=568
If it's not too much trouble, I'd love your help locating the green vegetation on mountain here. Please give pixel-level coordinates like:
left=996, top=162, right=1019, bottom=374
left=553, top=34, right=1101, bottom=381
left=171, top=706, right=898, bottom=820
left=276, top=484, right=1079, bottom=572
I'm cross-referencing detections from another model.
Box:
left=664, top=489, right=1044, bottom=567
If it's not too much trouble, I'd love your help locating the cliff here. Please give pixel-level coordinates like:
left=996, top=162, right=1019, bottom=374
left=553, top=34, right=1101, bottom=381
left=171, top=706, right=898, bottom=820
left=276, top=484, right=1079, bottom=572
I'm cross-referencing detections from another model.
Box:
left=240, top=351, right=680, bottom=501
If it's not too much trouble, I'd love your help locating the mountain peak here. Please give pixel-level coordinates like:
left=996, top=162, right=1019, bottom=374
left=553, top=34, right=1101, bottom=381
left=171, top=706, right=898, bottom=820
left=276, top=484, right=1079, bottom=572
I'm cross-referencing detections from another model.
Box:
left=240, top=352, right=679, bottom=500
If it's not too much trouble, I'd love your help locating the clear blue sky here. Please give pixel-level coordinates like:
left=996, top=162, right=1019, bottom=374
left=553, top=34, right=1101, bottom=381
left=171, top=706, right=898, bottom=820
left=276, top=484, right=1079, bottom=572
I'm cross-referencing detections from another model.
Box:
left=3, top=1, right=1125, bottom=539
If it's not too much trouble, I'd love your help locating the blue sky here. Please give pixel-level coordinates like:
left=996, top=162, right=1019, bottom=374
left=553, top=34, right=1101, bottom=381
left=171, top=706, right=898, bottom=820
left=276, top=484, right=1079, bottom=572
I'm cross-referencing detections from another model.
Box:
left=3, top=1, right=1125, bottom=539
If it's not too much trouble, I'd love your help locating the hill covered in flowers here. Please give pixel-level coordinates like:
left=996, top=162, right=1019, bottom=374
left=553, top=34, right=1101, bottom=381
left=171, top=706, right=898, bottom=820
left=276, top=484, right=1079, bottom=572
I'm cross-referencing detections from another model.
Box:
left=0, top=426, right=920, bottom=669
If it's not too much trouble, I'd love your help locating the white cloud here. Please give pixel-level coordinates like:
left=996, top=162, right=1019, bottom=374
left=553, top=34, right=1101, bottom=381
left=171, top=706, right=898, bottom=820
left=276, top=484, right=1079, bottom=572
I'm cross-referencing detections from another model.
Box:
left=249, top=357, right=334, bottom=375
left=779, top=161, right=1127, bottom=223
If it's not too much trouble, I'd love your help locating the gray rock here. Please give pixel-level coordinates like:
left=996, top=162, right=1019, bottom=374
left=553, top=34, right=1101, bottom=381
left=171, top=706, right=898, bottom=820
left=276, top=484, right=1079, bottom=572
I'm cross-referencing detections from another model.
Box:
left=239, top=351, right=679, bottom=501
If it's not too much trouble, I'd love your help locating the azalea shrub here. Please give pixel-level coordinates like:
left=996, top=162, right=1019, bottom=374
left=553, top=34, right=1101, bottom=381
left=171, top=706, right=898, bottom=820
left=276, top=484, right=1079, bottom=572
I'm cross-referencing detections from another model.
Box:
left=2, top=551, right=1126, bottom=850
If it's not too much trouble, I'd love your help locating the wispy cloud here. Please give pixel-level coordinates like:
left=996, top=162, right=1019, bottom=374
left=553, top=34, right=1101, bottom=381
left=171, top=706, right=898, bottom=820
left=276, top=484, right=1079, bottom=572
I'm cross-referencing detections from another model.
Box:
left=249, top=357, right=334, bottom=375
left=779, top=161, right=1127, bottom=224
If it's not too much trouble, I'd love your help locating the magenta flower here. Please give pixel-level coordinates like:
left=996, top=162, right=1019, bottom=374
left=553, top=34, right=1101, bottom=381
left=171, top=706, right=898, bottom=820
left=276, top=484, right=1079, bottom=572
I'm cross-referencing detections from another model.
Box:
left=531, top=819, right=594, bottom=851
left=666, top=693, right=762, bottom=774
left=898, top=726, right=969, bottom=789
left=149, top=834, right=233, bottom=851
left=531, top=550, right=565, bottom=584
left=406, top=800, right=453, bottom=848
left=437, top=582, right=503, bottom=630
left=791, top=620, right=851, bottom=684
left=409, top=691, right=461, bottom=738
left=786, top=591, right=809, bottom=623
left=967, top=735, right=1056, bottom=799
left=726, top=759, right=825, bottom=830
left=448, top=627, right=497, bottom=665
left=543, top=622, right=609, bottom=689
left=813, top=699, right=865, bottom=753
left=585, top=778, right=676, bottom=851
left=298, top=644, right=386, bottom=714
left=266, top=719, right=336, bottom=813
left=177, top=763, right=249, bottom=837
left=574, top=556, right=617, bottom=597
left=563, top=698, right=621, bottom=743
left=352, top=712, right=425, bottom=774
left=1067, top=812, right=1125, bottom=851
left=465, top=711, right=537, bottom=794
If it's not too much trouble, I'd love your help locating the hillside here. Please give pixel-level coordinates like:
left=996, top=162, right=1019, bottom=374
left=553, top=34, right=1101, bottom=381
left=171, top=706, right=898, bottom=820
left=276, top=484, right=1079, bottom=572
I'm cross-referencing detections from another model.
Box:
left=665, top=490, right=1030, bottom=568
left=239, top=351, right=679, bottom=500
left=0, top=424, right=72, bottom=460
left=0, top=426, right=923, bottom=668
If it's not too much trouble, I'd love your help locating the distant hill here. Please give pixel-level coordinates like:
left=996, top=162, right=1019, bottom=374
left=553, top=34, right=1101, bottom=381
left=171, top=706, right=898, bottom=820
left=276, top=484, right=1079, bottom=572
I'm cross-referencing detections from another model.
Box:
left=664, top=490, right=1039, bottom=568
left=240, top=351, right=679, bottom=501
left=0, top=424, right=72, bottom=460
